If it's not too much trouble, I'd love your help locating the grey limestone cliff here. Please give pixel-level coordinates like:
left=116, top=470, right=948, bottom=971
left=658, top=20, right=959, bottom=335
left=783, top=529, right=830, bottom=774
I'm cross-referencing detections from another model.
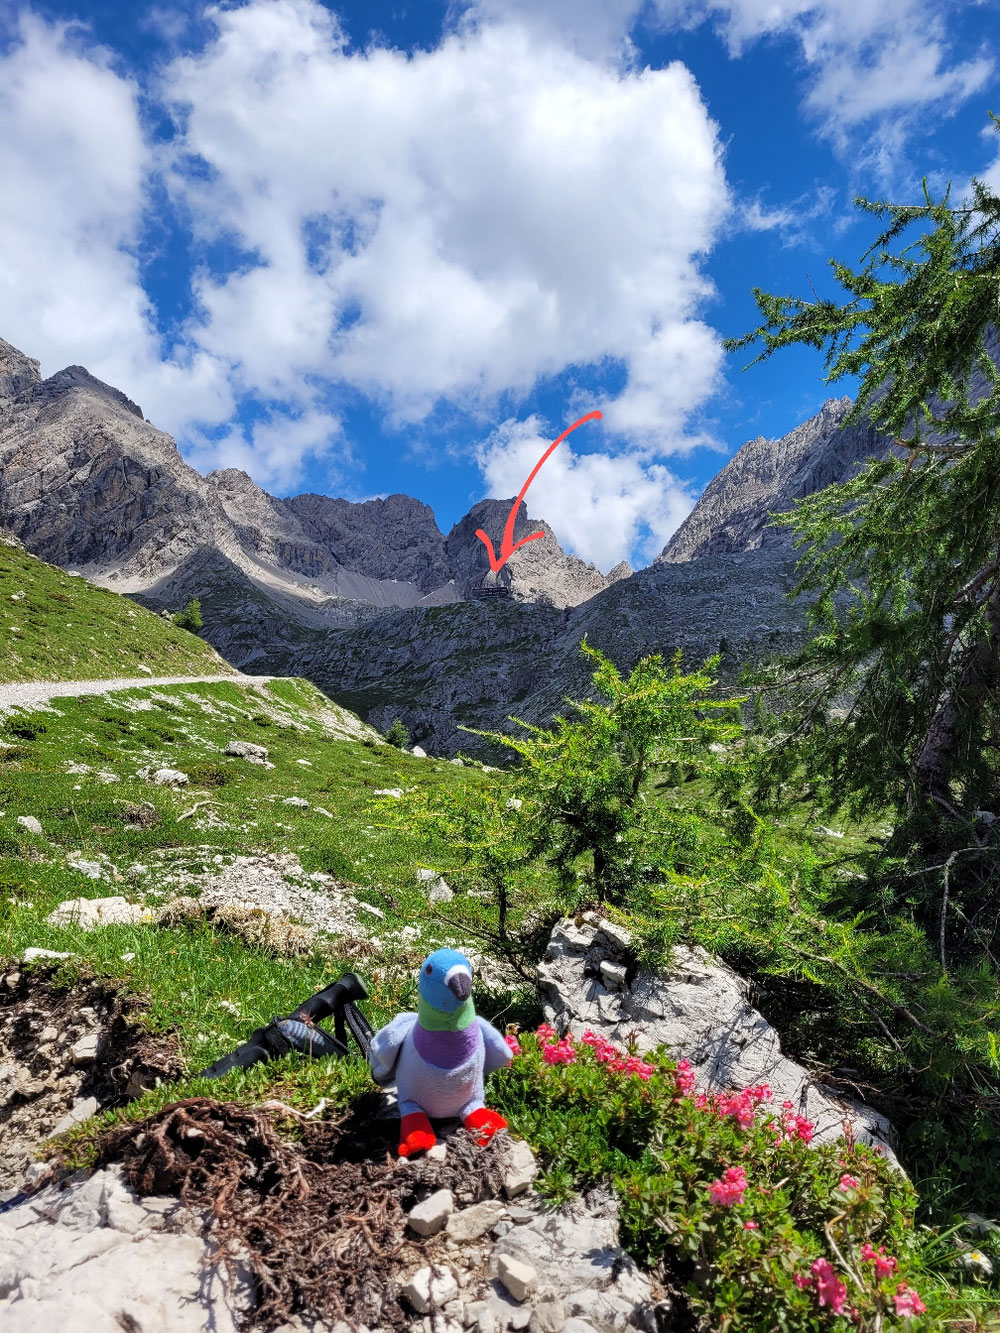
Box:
left=659, top=397, right=897, bottom=562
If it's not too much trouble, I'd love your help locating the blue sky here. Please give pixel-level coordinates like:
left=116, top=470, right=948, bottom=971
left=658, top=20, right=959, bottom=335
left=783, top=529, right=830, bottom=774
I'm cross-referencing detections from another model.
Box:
left=2, top=0, right=999, bottom=570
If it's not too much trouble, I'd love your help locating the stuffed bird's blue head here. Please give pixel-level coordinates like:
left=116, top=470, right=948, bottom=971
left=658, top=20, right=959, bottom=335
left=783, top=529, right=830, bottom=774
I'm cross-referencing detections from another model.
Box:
left=418, top=948, right=474, bottom=1022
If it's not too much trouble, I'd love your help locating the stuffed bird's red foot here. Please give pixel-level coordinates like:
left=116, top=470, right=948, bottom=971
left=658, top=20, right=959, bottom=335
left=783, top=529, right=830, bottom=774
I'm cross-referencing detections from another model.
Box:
left=464, top=1107, right=507, bottom=1145
left=399, top=1112, right=436, bottom=1157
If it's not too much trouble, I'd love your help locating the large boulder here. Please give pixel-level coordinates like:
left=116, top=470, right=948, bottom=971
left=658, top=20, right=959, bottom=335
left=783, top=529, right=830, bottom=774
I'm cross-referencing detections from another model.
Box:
left=0, top=1166, right=253, bottom=1332
left=538, top=914, right=901, bottom=1169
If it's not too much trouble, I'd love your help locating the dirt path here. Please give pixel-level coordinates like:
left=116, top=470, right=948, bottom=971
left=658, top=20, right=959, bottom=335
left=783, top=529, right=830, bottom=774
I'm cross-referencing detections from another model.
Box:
left=0, top=673, right=277, bottom=710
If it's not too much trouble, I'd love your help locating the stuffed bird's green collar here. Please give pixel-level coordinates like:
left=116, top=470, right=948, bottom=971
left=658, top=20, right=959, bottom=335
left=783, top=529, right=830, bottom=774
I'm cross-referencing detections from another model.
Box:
left=418, top=995, right=475, bottom=1031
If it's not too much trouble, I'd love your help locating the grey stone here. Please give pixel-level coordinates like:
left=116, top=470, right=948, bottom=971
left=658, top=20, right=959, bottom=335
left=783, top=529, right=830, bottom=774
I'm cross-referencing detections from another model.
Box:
left=409, top=1188, right=455, bottom=1237
left=497, top=1255, right=537, bottom=1302
left=502, top=1139, right=538, bottom=1198
left=539, top=919, right=902, bottom=1169
left=282, top=796, right=309, bottom=808
left=70, top=1032, right=101, bottom=1065
left=598, top=960, right=627, bottom=991
left=429, top=877, right=454, bottom=905
left=446, top=1200, right=507, bottom=1242
left=226, top=740, right=269, bottom=761
left=22, top=948, right=75, bottom=963
left=0, top=1166, right=252, bottom=1331
left=15, top=816, right=42, bottom=836
left=152, top=768, right=188, bottom=787
left=402, top=1265, right=460, bottom=1314
left=50, top=1097, right=98, bottom=1135
left=411, top=745, right=428, bottom=757
left=528, top=1291, right=566, bottom=1333
left=46, top=896, right=146, bottom=929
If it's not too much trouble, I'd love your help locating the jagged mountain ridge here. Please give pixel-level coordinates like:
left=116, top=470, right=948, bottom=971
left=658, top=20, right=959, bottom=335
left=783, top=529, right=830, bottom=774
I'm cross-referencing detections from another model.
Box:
left=0, top=335, right=615, bottom=617
left=0, top=332, right=918, bottom=752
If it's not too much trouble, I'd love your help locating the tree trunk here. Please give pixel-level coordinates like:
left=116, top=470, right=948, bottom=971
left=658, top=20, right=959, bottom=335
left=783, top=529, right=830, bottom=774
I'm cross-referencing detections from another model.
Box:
left=912, top=578, right=1000, bottom=810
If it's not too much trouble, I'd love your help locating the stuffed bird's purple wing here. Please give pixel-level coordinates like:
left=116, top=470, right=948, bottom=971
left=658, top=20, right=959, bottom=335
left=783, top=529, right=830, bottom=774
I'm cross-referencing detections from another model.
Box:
left=478, top=1016, right=514, bottom=1074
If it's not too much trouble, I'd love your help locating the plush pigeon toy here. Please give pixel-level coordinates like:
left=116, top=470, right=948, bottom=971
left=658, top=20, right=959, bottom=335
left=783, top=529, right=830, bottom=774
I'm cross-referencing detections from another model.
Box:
left=368, top=947, right=513, bottom=1156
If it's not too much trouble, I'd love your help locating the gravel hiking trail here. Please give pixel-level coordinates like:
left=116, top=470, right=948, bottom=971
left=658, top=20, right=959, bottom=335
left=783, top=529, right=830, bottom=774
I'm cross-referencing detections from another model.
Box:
left=0, top=673, right=277, bottom=710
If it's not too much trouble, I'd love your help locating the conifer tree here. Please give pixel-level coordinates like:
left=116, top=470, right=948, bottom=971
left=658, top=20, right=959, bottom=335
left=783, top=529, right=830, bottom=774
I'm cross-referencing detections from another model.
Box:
left=726, top=117, right=1000, bottom=953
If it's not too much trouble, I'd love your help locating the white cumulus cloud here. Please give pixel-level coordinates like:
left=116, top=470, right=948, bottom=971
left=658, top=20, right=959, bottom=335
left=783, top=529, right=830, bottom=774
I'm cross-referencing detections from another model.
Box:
left=160, top=0, right=729, bottom=451
left=476, top=415, right=697, bottom=569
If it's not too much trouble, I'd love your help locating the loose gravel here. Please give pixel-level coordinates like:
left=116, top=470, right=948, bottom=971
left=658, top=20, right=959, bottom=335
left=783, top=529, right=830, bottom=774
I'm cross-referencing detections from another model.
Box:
left=0, top=673, right=275, bottom=711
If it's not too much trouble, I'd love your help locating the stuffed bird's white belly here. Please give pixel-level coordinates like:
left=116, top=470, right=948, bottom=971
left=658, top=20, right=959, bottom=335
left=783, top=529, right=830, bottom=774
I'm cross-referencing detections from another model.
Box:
left=395, top=1029, right=486, bottom=1119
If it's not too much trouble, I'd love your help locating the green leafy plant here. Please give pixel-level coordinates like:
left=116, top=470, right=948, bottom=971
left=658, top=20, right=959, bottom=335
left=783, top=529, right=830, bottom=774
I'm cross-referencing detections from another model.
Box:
left=492, top=1027, right=992, bottom=1331
left=173, top=597, right=204, bottom=633
left=384, top=717, right=409, bottom=749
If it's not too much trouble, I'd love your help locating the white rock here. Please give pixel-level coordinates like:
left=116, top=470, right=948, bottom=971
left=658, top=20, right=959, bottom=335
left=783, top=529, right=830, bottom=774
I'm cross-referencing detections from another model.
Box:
left=505, top=798, right=523, bottom=811
left=373, top=788, right=403, bottom=799
left=416, top=868, right=438, bottom=882
left=498, top=1256, right=538, bottom=1303
left=22, top=948, right=75, bottom=962
left=402, top=1265, right=460, bottom=1314
left=502, top=1139, right=538, bottom=1199
left=67, top=859, right=104, bottom=880
left=408, top=1188, right=455, bottom=1237
left=598, top=960, right=628, bottom=991
left=356, top=902, right=385, bottom=920
left=50, top=1096, right=99, bottom=1135
left=296, top=759, right=312, bottom=766
left=152, top=768, right=188, bottom=787
left=16, top=816, right=42, bottom=836
left=445, top=1200, right=507, bottom=1242
left=539, top=922, right=901, bottom=1168
left=226, top=740, right=269, bottom=761
left=46, top=898, right=145, bottom=929
left=429, top=878, right=454, bottom=905
left=411, top=745, right=428, bottom=758
left=282, top=797, right=310, bottom=808
left=71, top=1032, right=101, bottom=1065
left=450, top=758, right=464, bottom=767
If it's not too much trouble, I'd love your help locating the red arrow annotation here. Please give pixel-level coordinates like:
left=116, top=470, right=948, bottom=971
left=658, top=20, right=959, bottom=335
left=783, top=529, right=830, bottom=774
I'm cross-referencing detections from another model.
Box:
left=475, top=410, right=603, bottom=575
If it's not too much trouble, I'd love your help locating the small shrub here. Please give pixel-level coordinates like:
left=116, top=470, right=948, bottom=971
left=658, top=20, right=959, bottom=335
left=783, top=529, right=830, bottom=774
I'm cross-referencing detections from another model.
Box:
left=493, top=1027, right=943, bottom=1331
left=185, top=763, right=231, bottom=789
left=173, top=598, right=204, bottom=633
left=384, top=717, right=409, bottom=749
left=6, top=718, right=47, bottom=741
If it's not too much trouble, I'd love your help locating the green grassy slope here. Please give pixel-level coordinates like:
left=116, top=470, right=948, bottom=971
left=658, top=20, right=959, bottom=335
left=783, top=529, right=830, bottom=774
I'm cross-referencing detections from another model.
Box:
left=0, top=677, right=500, bottom=1077
left=0, top=534, right=233, bottom=682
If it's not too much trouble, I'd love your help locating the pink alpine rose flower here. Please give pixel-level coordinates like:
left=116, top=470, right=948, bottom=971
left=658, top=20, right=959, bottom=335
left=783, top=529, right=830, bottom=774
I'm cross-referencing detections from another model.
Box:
left=811, top=1258, right=847, bottom=1315
left=708, top=1166, right=748, bottom=1207
left=893, top=1284, right=927, bottom=1318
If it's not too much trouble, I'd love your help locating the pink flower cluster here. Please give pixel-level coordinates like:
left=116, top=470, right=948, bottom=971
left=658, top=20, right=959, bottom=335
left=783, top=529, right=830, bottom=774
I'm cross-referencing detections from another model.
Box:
left=532, top=1026, right=656, bottom=1079
left=674, top=1058, right=696, bottom=1095
left=838, top=1173, right=860, bottom=1191
left=860, top=1243, right=898, bottom=1279
left=505, top=1034, right=522, bottom=1056
left=707, top=1165, right=748, bottom=1207
left=542, top=1036, right=577, bottom=1066
left=694, top=1083, right=772, bottom=1131
left=794, top=1258, right=848, bottom=1315
left=893, top=1284, right=926, bottom=1318
left=773, top=1099, right=815, bottom=1146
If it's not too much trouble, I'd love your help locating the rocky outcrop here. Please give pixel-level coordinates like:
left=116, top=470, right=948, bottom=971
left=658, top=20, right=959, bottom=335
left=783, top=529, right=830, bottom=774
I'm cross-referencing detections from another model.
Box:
left=445, top=500, right=612, bottom=608
left=0, top=338, right=41, bottom=401
left=0, top=1166, right=254, bottom=1333
left=286, top=492, right=453, bottom=595
left=537, top=914, right=901, bottom=1169
left=659, top=398, right=898, bottom=562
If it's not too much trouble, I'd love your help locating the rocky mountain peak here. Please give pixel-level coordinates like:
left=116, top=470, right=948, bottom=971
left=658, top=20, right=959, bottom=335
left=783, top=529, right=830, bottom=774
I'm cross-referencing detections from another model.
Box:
left=0, top=338, right=42, bottom=400
left=34, top=365, right=145, bottom=421
left=445, top=499, right=610, bottom=608
left=658, top=396, right=892, bottom=563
